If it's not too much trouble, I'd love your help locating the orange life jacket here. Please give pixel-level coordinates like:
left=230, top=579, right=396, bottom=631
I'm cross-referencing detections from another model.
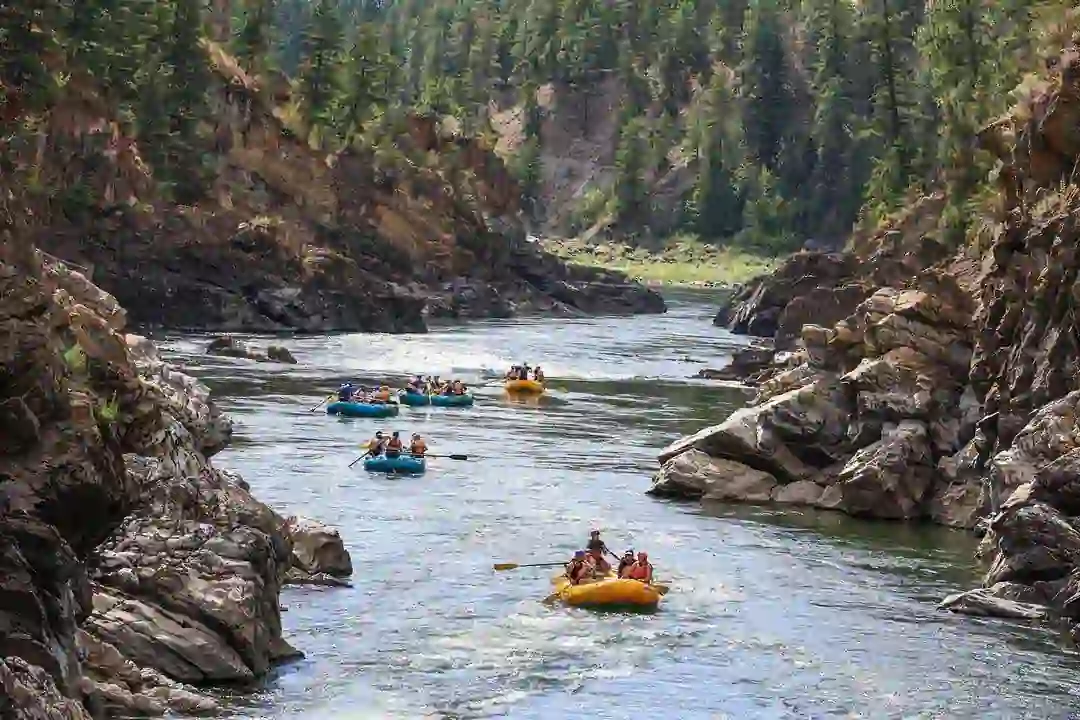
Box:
left=410, top=440, right=427, bottom=455
left=387, top=437, right=403, bottom=451
left=627, top=562, right=651, bottom=581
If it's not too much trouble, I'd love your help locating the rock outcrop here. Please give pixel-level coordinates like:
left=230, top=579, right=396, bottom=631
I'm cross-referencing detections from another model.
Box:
left=207, top=336, right=297, bottom=364
left=713, top=194, right=953, bottom=349
left=0, top=245, right=352, bottom=718
left=32, top=43, right=664, bottom=334
left=660, top=26, right=1080, bottom=636
left=656, top=280, right=979, bottom=523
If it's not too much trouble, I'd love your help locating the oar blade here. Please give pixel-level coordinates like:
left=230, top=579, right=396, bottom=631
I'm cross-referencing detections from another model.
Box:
left=448, top=454, right=469, bottom=460
left=493, top=563, right=519, bottom=571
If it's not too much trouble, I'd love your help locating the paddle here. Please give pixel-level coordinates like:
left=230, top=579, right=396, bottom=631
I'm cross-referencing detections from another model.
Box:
left=348, top=450, right=372, bottom=468
left=422, top=453, right=470, bottom=461
left=309, top=394, right=333, bottom=412
left=493, top=561, right=569, bottom=571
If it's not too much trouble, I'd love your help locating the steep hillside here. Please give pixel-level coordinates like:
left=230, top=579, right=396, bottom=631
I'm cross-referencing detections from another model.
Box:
left=22, top=40, right=663, bottom=333
left=658, top=12, right=1080, bottom=631
left=490, top=76, right=698, bottom=241
left=327, top=0, right=1037, bottom=260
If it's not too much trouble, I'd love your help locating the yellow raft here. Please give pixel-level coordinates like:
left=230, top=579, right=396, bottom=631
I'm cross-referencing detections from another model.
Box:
left=550, top=573, right=661, bottom=610
left=505, top=379, right=545, bottom=394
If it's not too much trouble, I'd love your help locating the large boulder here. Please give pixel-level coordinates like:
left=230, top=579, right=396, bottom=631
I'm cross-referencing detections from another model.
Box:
left=983, top=501, right=1080, bottom=586
left=657, top=377, right=853, bottom=482
left=0, top=657, right=92, bottom=720
left=714, top=251, right=859, bottom=338
left=206, top=336, right=298, bottom=364
left=774, top=283, right=874, bottom=351
left=649, top=451, right=778, bottom=502
left=831, top=420, right=935, bottom=520
left=77, top=630, right=218, bottom=716
left=285, top=516, right=354, bottom=581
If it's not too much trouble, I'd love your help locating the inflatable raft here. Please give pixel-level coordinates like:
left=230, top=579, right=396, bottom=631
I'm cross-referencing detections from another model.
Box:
left=326, top=401, right=399, bottom=418
left=363, top=454, right=426, bottom=474
left=505, top=379, right=545, bottom=394
left=398, top=390, right=475, bottom=407
left=550, top=573, right=661, bottom=610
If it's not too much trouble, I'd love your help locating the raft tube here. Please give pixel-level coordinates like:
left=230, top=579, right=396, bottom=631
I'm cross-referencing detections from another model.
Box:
left=550, top=573, right=661, bottom=610
left=398, top=391, right=475, bottom=407
left=363, top=454, right=426, bottom=474
left=326, top=401, right=399, bottom=418
left=505, top=379, right=545, bottom=394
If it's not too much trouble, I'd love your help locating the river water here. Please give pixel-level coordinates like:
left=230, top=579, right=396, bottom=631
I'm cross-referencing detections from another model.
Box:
left=155, top=291, right=1080, bottom=719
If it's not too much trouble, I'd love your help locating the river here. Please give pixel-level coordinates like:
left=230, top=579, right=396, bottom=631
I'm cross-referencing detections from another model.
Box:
left=155, top=290, right=1080, bottom=719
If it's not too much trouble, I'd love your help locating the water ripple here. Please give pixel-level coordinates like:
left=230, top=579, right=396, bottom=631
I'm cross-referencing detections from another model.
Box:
left=160, top=291, right=1080, bottom=720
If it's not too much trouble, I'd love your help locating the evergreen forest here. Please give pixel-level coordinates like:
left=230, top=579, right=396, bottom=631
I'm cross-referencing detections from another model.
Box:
left=4, top=0, right=1071, bottom=254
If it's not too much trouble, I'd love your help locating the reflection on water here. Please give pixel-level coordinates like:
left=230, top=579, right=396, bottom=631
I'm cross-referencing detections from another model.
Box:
left=153, top=290, right=1080, bottom=719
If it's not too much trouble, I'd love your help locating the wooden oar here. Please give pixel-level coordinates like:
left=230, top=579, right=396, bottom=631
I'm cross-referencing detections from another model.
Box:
left=309, top=394, right=333, bottom=412
left=493, top=561, right=568, bottom=571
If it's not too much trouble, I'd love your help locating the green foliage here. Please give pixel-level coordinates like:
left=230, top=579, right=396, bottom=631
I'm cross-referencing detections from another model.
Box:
left=300, top=0, right=345, bottom=129
left=10, top=0, right=1066, bottom=256
left=62, top=342, right=88, bottom=373
left=234, top=0, right=276, bottom=75
left=96, top=391, right=120, bottom=424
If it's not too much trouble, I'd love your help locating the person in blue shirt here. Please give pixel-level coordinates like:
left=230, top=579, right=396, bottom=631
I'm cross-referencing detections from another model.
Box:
left=337, top=382, right=355, bottom=401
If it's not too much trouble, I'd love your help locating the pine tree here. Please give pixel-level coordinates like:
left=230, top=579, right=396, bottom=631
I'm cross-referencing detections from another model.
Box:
left=163, top=0, right=211, bottom=204
left=340, top=21, right=388, bottom=142
left=235, top=0, right=275, bottom=76
left=613, top=116, right=648, bottom=230
left=300, top=0, right=345, bottom=132
left=739, top=0, right=795, bottom=173
left=690, top=69, right=744, bottom=240
left=804, top=0, right=862, bottom=240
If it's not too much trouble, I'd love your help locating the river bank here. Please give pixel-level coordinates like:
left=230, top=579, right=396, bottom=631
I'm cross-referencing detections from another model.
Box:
left=0, top=246, right=352, bottom=718
left=540, top=236, right=777, bottom=287
left=657, top=45, right=1080, bottom=633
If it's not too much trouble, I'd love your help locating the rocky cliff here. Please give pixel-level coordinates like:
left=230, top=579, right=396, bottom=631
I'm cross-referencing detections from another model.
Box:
left=652, top=26, right=1080, bottom=633
left=0, top=242, right=352, bottom=718
left=29, top=43, right=664, bottom=334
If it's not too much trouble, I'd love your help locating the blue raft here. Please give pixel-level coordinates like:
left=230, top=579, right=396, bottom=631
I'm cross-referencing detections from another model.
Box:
left=326, top=401, right=399, bottom=418
left=363, top=453, right=426, bottom=474
left=398, top=390, right=474, bottom=407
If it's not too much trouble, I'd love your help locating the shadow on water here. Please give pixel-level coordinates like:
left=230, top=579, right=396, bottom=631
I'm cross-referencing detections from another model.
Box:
left=155, top=290, right=1080, bottom=719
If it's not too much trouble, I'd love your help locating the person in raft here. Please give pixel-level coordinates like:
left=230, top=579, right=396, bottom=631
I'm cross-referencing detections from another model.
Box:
left=338, top=382, right=356, bottom=401
left=586, top=546, right=612, bottom=576
left=617, top=549, right=635, bottom=577
left=366, top=431, right=386, bottom=456
left=532, top=366, right=544, bottom=382
left=624, top=551, right=653, bottom=583
left=586, top=529, right=611, bottom=556
left=408, top=376, right=424, bottom=393
left=385, top=431, right=404, bottom=458
left=566, top=550, right=592, bottom=585
left=409, top=433, right=427, bottom=456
